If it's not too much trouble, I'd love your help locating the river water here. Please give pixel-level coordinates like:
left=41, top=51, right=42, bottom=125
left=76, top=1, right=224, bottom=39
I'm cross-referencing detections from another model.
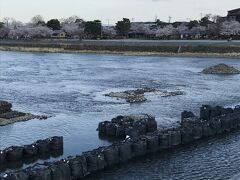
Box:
left=0, top=51, right=240, bottom=179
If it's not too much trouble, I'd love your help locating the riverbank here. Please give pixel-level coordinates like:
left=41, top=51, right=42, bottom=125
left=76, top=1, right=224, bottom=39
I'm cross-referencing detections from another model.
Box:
left=1, top=39, right=240, bottom=58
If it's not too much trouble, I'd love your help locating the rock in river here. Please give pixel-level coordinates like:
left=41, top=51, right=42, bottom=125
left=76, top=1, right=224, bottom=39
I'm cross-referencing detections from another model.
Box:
left=202, top=63, right=240, bottom=74
left=0, top=100, right=49, bottom=126
left=0, top=101, right=12, bottom=114
left=105, top=87, right=184, bottom=103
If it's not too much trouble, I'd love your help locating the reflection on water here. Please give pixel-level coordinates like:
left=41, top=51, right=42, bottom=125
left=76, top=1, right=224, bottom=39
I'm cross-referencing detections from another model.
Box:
left=0, top=51, right=240, bottom=179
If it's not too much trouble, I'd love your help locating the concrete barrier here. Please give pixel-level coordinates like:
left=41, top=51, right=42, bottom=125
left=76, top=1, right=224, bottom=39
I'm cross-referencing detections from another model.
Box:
left=6, top=146, right=24, bottom=162
left=23, top=144, right=38, bottom=158
left=28, top=164, right=52, bottom=180
left=0, top=151, right=6, bottom=164
left=83, top=148, right=105, bottom=173
left=98, top=114, right=157, bottom=138
left=49, top=137, right=64, bottom=151
left=132, top=137, right=147, bottom=157
left=49, top=161, right=71, bottom=180
left=118, top=141, right=133, bottom=163
left=2, top=105, right=240, bottom=180
left=103, top=145, right=119, bottom=166
left=68, top=155, right=89, bottom=179
left=0, top=136, right=63, bottom=167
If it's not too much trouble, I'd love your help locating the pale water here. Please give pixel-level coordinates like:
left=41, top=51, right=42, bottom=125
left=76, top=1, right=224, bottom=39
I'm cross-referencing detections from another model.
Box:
left=0, top=51, right=240, bottom=179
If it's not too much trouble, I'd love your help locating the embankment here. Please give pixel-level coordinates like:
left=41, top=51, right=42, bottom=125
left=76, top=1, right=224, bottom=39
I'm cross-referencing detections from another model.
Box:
left=1, top=39, right=240, bottom=57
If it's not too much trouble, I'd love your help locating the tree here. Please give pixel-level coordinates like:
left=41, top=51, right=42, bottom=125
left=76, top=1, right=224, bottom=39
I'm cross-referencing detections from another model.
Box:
left=3, top=18, right=23, bottom=28
left=29, top=26, right=52, bottom=38
left=7, top=25, right=52, bottom=39
left=188, top=20, right=199, bottom=29
left=62, top=16, right=80, bottom=24
left=190, top=26, right=206, bottom=38
left=175, top=24, right=190, bottom=38
left=31, top=15, right=45, bottom=26
left=2, top=17, right=10, bottom=27
left=130, top=23, right=155, bottom=38
left=116, top=18, right=131, bottom=37
left=220, top=20, right=240, bottom=37
left=102, top=26, right=117, bottom=39
left=84, top=20, right=102, bottom=38
left=0, top=27, right=10, bottom=38
left=47, top=19, right=61, bottom=30
left=211, top=15, right=220, bottom=23
left=0, top=22, right=4, bottom=28
left=206, top=24, right=220, bottom=37
left=8, top=27, right=30, bottom=39
left=62, top=23, right=84, bottom=38
left=130, top=23, right=148, bottom=34
left=156, top=25, right=176, bottom=38
left=199, top=15, right=213, bottom=27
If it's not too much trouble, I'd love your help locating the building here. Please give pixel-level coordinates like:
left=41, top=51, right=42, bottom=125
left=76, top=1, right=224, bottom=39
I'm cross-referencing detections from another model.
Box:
left=227, top=8, right=240, bottom=22
left=216, top=16, right=227, bottom=23
left=51, top=30, right=66, bottom=38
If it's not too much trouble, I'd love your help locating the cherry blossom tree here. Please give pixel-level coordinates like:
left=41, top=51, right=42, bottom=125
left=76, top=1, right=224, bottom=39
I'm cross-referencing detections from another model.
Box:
left=0, top=27, right=10, bottom=38
left=131, top=23, right=147, bottom=34
left=8, top=26, right=52, bottom=39
left=220, top=20, right=240, bottom=36
left=175, top=24, right=189, bottom=38
left=206, top=23, right=220, bottom=37
left=62, top=23, right=84, bottom=38
left=102, top=26, right=117, bottom=38
left=8, top=27, right=29, bottom=39
left=156, top=25, right=176, bottom=38
left=190, top=26, right=206, bottom=38
left=29, top=26, right=52, bottom=38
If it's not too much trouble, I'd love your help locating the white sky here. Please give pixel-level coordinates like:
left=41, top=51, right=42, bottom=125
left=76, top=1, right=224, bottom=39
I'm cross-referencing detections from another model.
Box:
left=0, top=0, right=239, bottom=24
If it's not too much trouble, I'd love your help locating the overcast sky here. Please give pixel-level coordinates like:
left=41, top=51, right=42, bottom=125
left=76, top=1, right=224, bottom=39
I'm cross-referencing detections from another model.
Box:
left=0, top=0, right=239, bottom=24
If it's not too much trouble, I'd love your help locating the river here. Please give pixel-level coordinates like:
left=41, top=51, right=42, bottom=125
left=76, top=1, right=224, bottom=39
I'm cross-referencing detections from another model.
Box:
left=0, top=51, right=240, bottom=179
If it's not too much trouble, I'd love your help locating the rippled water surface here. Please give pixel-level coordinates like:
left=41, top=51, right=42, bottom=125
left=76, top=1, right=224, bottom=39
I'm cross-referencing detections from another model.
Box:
left=0, top=51, right=240, bottom=179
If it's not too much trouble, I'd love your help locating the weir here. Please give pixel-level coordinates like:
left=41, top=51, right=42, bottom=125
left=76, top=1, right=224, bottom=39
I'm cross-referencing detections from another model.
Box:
left=0, top=137, right=63, bottom=166
left=1, top=105, right=240, bottom=180
left=98, top=114, right=157, bottom=139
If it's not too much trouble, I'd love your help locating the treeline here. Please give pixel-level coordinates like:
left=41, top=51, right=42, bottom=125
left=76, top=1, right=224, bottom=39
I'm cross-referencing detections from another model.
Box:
left=0, top=15, right=240, bottom=40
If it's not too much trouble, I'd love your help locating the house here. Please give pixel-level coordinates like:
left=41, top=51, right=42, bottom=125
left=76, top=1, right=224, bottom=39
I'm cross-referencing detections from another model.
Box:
left=51, top=30, right=66, bottom=38
left=216, top=16, right=227, bottom=23
left=227, top=8, right=240, bottom=22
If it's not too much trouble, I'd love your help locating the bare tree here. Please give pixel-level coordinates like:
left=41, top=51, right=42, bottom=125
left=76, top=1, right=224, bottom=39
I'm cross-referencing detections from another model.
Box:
left=62, top=16, right=81, bottom=24
left=31, top=15, right=45, bottom=25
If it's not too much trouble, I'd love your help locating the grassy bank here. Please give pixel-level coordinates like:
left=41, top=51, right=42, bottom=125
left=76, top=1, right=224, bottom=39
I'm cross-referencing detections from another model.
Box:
left=1, top=39, right=240, bottom=58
